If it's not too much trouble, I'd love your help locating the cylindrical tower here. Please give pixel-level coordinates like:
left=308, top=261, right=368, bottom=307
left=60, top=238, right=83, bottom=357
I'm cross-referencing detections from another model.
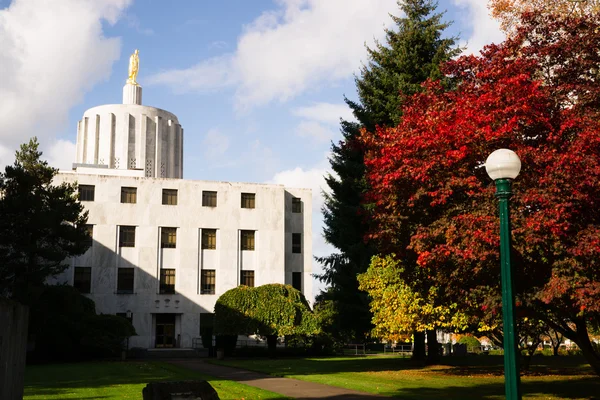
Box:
left=74, top=51, right=183, bottom=179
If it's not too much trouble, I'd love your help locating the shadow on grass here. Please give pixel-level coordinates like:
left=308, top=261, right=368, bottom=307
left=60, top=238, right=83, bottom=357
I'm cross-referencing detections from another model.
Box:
left=389, top=377, right=600, bottom=400
left=24, top=361, right=228, bottom=399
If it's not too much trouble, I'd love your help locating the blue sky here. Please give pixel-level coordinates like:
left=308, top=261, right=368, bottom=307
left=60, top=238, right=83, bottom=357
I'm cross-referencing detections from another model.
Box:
left=0, top=0, right=504, bottom=299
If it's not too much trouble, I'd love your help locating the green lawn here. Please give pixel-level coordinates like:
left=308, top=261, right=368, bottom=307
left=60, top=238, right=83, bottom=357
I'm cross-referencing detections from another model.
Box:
left=24, top=361, right=289, bottom=400
left=212, top=355, right=600, bottom=399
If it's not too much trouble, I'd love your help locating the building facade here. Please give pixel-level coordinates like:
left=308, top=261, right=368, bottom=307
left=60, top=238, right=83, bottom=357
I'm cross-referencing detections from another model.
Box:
left=52, top=76, right=312, bottom=349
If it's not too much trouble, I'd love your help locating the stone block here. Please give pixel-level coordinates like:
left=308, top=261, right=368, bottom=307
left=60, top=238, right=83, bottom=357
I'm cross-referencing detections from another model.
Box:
left=142, top=381, right=220, bottom=400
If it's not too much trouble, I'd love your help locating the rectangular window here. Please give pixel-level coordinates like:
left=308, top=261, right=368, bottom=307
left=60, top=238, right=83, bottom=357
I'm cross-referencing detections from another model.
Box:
left=241, top=270, right=255, bottom=287
left=116, top=312, right=133, bottom=324
left=84, top=224, right=94, bottom=248
left=161, top=227, right=177, bottom=249
left=292, top=197, right=302, bottom=213
left=202, top=191, right=217, bottom=207
left=79, top=185, right=95, bottom=202
left=292, top=272, right=302, bottom=292
left=241, top=193, right=255, bottom=209
left=240, top=230, right=255, bottom=251
left=202, top=229, right=217, bottom=250
left=162, top=189, right=178, bottom=205
left=201, top=270, right=216, bottom=295
left=117, top=268, right=134, bottom=294
left=292, top=233, right=302, bottom=254
left=119, top=226, right=136, bottom=247
left=121, top=187, right=137, bottom=204
left=160, top=269, right=176, bottom=294
left=73, top=266, right=91, bottom=294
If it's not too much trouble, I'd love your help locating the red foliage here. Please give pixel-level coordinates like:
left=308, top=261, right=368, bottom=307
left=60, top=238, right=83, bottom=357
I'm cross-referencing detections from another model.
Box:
left=361, top=13, right=600, bottom=322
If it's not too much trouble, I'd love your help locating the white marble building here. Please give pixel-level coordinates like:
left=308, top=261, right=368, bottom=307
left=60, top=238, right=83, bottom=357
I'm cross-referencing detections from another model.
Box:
left=53, top=79, right=312, bottom=349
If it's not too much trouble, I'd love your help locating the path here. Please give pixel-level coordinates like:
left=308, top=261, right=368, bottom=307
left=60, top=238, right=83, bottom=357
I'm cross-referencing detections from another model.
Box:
left=168, top=359, right=388, bottom=399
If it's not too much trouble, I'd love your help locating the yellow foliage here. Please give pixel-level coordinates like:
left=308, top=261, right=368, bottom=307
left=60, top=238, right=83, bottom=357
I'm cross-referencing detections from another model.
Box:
left=489, top=0, right=600, bottom=32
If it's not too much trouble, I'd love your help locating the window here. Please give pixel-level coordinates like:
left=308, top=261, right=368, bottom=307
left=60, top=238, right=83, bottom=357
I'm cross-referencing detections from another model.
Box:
left=119, top=226, right=136, bottom=247
left=241, top=193, right=255, bottom=209
left=201, top=270, right=216, bottom=294
left=79, top=185, right=95, bottom=202
left=116, top=312, right=133, bottom=324
left=241, top=270, right=255, bottom=287
left=162, top=189, right=178, bottom=205
left=160, top=269, right=176, bottom=294
left=84, top=224, right=94, bottom=248
left=292, top=233, right=302, bottom=254
left=202, top=229, right=217, bottom=250
left=292, top=197, right=302, bottom=213
left=202, top=191, right=217, bottom=207
left=121, top=187, right=137, bottom=203
left=161, top=227, right=177, bottom=248
left=117, top=268, right=134, bottom=294
left=292, top=272, right=302, bottom=292
left=73, top=267, right=91, bottom=294
left=240, top=230, right=255, bottom=251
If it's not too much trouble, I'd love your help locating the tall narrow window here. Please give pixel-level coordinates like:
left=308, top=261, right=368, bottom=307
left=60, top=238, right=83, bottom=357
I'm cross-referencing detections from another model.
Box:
left=241, top=193, right=255, bottom=209
left=201, top=270, right=216, bottom=294
left=162, top=189, right=178, bottom=205
left=240, top=270, right=255, bottom=287
left=202, top=229, right=217, bottom=250
left=240, top=230, right=255, bottom=251
left=117, top=268, right=134, bottom=294
left=121, top=187, right=137, bottom=203
left=84, top=224, right=94, bottom=248
left=160, top=269, right=176, bottom=294
left=119, top=226, right=136, bottom=247
left=202, top=191, right=217, bottom=207
left=292, top=197, right=302, bottom=213
left=161, top=227, right=177, bottom=248
left=79, top=185, right=95, bottom=202
left=73, top=267, right=91, bottom=294
left=292, top=233, right=302, bottom=253
left=292, top=272, right=302, bottom=292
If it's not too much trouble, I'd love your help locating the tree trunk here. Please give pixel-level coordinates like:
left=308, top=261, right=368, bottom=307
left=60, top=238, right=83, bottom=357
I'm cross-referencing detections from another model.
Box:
left=573, top=320, right=600, bottom=376
left=266, top=335, right=278, bottom=358
left=426, top=329, right=440, bottom=363
left=412, top=331, right=426, bottom=361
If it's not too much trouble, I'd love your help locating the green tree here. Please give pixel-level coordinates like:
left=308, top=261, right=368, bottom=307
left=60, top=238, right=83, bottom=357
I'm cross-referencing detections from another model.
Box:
left=318, top=0, right=461, bottom=349
left=0, top=138, right=91, bottom=302
left=214, top=284, right=319, bottom=354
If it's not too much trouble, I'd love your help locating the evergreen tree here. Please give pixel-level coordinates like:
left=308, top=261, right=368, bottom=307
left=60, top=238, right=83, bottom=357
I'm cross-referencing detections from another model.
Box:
left=0, top=138, right=91, bottom=302
left=317, top=0, right=460, bottom=345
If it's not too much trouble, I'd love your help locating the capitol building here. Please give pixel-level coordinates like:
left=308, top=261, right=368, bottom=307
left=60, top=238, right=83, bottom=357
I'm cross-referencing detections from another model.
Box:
left=53, top=51, right=312, bottom=350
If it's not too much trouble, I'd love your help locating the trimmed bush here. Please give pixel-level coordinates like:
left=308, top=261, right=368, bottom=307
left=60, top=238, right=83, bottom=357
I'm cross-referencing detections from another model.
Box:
left=458, top=335, right=481, bottom=349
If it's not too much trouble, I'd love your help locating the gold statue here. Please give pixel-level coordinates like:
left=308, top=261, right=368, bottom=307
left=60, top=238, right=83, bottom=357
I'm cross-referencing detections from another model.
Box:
left=127, top=49, right=140, bottom=85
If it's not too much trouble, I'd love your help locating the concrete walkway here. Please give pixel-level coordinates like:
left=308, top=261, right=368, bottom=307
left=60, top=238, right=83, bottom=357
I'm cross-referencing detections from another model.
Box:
left=168, top=359, right=388, bottom=399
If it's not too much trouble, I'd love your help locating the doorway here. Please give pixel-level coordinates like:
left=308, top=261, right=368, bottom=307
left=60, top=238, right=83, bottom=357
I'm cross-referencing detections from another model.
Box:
left=155, top=314, right=176, bottom=348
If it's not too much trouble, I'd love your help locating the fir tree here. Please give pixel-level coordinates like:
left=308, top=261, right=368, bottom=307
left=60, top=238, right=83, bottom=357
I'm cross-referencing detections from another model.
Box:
left=317, top=0, right=461, bottom=345
left=0, top=138, right=91, bottom=302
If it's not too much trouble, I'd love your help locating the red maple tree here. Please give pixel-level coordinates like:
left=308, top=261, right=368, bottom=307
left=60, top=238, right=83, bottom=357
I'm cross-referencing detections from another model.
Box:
left=361, top=13, right=600, bottom=374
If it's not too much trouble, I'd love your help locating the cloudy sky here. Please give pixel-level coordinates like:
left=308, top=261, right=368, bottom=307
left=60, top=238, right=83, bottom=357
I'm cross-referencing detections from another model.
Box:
left=0, top=0, right=504, bottom=299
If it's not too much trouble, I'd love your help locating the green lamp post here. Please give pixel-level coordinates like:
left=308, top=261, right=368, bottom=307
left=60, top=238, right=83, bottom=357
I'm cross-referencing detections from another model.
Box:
left=485, top=149, right=522, bottom=400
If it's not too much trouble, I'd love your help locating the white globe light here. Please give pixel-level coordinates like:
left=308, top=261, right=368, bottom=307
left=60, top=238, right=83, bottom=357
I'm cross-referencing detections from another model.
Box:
left=485, top=149, right=521, bottom=180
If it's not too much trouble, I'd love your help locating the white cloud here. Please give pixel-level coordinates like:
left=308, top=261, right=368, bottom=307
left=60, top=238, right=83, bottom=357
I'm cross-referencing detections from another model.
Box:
left=148, top=0, right=397, bottom=109
left=201, top=128, right=231, bottom=160
left=46, top=139, right=77, bottom=171
left=295, top=121, right=335, bottom=143
left=292, top=102, right=355, bottom=124
left=0, top=0, right=131, bottom=155
left=453, top=0, right=505, bottom=54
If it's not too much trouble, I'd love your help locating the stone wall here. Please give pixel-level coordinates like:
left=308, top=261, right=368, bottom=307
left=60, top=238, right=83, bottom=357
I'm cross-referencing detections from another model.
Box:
left=0, top=299, right=29, bottom=400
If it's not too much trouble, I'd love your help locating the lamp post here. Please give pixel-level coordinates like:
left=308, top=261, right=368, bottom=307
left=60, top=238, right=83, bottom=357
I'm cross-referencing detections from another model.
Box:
left=485, top=149, right=522, bottom=400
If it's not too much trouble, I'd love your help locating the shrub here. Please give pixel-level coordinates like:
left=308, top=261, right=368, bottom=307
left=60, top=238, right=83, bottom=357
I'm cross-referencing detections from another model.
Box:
left=458, top=335, right=481, bottom=349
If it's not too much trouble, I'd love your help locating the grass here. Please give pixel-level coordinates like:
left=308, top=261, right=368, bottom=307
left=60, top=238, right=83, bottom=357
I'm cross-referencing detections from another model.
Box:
left=24, top=361, right=289, bottom=400
left=211, top=355, right=600, bottom=399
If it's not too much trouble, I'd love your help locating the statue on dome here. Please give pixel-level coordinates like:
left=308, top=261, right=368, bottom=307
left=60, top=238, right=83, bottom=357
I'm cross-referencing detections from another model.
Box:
left=127, top=49, right=140, bottom=85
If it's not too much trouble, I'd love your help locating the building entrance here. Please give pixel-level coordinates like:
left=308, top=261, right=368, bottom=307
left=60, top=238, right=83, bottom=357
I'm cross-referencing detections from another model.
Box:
left=155, top=314, right=176, bottom=348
